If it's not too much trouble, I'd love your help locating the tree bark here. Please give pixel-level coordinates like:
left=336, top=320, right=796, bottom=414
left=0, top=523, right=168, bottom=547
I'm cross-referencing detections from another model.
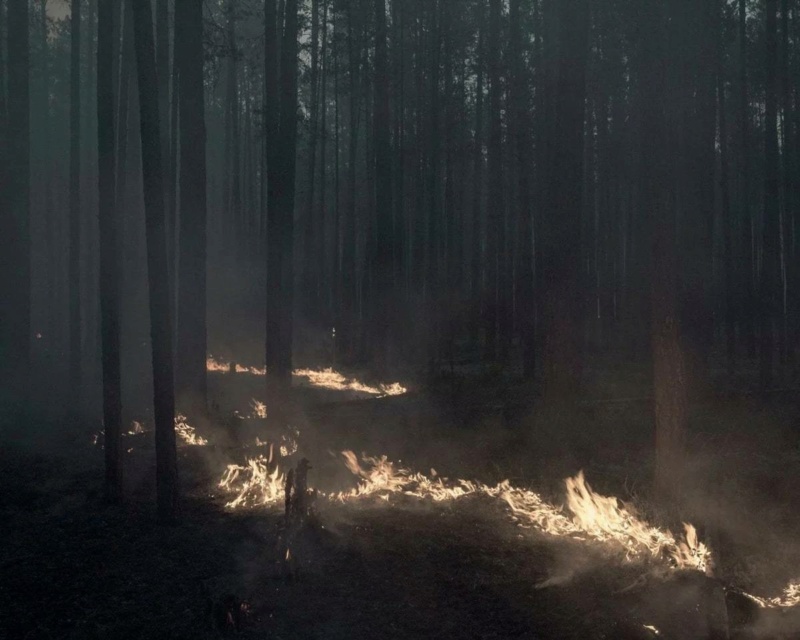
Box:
left=485, top=0, right=502, bottom=362
left=541, top=0, right=589, bottom=396
left=175, top=0, right=208, bottom=413
left=98, top=0, right=122, bottom=502
left=761, top=0, right=780, bottom=390
left=69, top=0, right=82, bottom=413
left=1, top=0, right=30, bottom=414
left=369, top=0, right=393, bottom=371
left=642, top=0, right=688, bottom=500
left=131, top=0, right=178, bottom=522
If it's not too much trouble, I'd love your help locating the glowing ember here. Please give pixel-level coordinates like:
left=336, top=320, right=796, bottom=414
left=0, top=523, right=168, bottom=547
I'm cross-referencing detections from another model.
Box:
left=174, top=414, right=208, bottom=446
left=128, top=421, right=146, bottom=435
left=218, top=456, right=285, bottom=508
left=251, top=399, right=268, bottom=419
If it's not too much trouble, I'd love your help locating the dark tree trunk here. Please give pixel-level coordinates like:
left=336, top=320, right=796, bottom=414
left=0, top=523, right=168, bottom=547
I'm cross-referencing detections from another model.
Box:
left=469, top=16, right=484, bottom=347
left=98, top=0, right=122, bottom=502
left=156, top=0, right=171, bottom=275
left=131, top=0, right=178, bottom=522
left=718, top=46, right=736, bottom=374
left=509, top=0, right=535, bottom=379
left=265, top=0, right=299, bottom=385
left=540, top=0, right=589, bottom=396
left=69, top=0, right=82, bottom=412
left=175, top=0, right=208, bottom=413
left=780, top=0, right=795, bottom=364
left=265, top=0, right=283, bottom=386
left=369, top=0, right=393, bottom=371
left=276, top=0, right=299, bottom=380
left=642, top=0, right=688, bottom=500
left=761, top=0, right=780, bottom=390
left=303, top=0, right=320, bottom=308
left=1, top=0, right=30, bottom=413
left=340, top=4, right=360, bottom=359
left=484, top=0, right=502, bottom=362
left=739, top=0, right=756, bottom=358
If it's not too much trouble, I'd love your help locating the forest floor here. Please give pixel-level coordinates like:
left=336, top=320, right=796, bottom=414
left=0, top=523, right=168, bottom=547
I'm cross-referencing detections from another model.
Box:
left=2, top=362, right=800, bottom=639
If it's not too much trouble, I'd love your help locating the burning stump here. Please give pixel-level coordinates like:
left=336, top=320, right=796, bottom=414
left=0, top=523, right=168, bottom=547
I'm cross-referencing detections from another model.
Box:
left=279, top=458, right=318, bottom=580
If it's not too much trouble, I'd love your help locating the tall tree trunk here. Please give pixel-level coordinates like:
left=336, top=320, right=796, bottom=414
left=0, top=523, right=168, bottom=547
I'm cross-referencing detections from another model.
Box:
left=265, top=0, right=281, bottom=383
left=304, top=0, right=320, bottom=308
left=1, top=0, right=30, bottom=413
left=718, top=45, right=735, bottom=374
left=176, top=0, right=208, bottom=412
left=509, top=0, right=535, bottom=378
left=761, top=0, right=780, bottom=390
left=485, top=0, right=502, bottom=361
left=369, top=0, right=392, bottom=371
left=470, top=17, right=484, bottom=347
left=541, top=0, right=589, bottom=396
left=156, top=0, right=171, bottom=276
left=739, top=0, right=756, bottom=358
left=131, top=0, right=178, bottom=522
left=340, top=4, right=360, bottom=359
left=780, top=0, right=795, bottom=364
left=265, top=0, right=299, bottom=385
left=318, top=0, right=329, bottom=319
left=98, top=0, right=122, bottom=501
left=644, top=0, right=687, bottom=500
left=69, top=0, right=82, bottom=413
left=276, top=0, right=299, bottom=380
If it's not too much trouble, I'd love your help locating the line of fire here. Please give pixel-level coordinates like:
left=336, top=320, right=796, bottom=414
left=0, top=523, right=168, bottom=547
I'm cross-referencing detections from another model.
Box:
left=1, top=0, right=799, bottom=638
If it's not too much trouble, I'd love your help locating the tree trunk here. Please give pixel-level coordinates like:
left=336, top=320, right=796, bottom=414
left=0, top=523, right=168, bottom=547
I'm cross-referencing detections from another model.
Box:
left=761, top=0, right=780, bottom=390
left=485, top=0, right=502, bottom=362
left=642, top=0, right=688, bottom=500
left=470, top=16, right=484, bottom=347
left=1, top=0, right=30, bottom=414
left=541, top=0, right=589, bottom=396
left=265, top=0, right=282, bottom=385
left=277, top=0, right=299, bottom=380
left=369, top=0, right=393, bottom=371
left=69, top=0, right=82, bottom=413
left=98, top=0, right=122, bottom=501
left=131, top=0, right=178, bottom=522
left=265, top=0, right=299, bottom=385
left=509, top=0, right=535, bottom=379
left=175, top=0, right=208, bottom=413
left=718, top=45, right=736, bottom=374
left=303, top=0, right=320, bottom=309
left=739, top=0, right=756, bottom=358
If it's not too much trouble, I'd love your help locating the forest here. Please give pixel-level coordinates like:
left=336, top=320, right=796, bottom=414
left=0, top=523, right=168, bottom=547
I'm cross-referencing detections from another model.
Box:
left=1, top=0, right=800, bottom=637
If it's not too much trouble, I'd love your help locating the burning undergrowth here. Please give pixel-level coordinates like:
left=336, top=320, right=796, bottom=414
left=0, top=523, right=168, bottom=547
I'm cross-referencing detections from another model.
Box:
left=219, top=447, right=712, bottom=577
left=213, top=412, right=800, bottom=624
left=206, top=355, right=408, bottom=398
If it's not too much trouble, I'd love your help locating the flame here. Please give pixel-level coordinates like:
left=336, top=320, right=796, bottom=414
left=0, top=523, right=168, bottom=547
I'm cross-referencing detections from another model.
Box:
left=745, top=580, right=800, bottom=608
left=293, top=367, right=407, bottom=398
left=218, top=456, right=285, bottom=508
left=206, top=355, right=266, bottom=376
left=174, top=414, right=208, bottom=446
left=214, top=447, right=800, bottom=604
left=251, top=399, right=268, bottom=419
left=333, top=452, right=710, bottom=573
left=205, top=356, right=406, bottom=397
